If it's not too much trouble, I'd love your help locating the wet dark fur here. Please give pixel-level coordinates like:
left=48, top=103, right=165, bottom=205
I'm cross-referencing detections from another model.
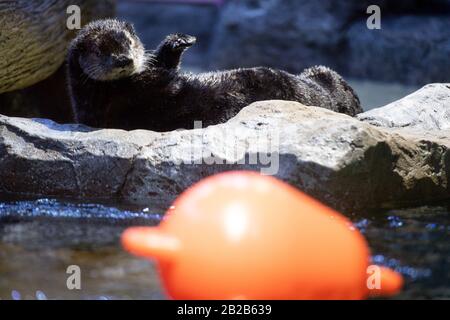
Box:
left=68, top=19, right=362, bottom=131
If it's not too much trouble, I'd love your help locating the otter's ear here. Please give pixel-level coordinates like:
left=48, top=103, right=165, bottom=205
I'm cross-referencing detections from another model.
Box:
left=124, top=22, right=136, bottom=35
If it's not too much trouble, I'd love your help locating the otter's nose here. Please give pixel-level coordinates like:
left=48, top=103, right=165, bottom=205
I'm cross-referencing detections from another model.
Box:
left=113, top=55, right=133, bottom=68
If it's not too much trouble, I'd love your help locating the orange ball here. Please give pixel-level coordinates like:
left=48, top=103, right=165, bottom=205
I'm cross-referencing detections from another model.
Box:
left=122, top=171, right=403, bottom=299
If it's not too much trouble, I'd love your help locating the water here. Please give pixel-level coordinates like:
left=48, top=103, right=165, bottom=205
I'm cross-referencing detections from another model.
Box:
left=0, top=197, right=448, bottom=300
left=0, top=198, right=165, bottom=300
left=348, top=79, right=420, bottom=111
left=353, top=206, right=450, bottom=299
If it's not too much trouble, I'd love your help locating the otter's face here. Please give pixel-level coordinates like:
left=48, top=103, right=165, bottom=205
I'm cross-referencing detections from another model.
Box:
left=78, top=22, right=146, bottom=81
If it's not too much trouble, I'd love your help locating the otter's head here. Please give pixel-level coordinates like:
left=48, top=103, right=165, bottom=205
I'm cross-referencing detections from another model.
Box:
left=71, top=19, right=147, bottom=81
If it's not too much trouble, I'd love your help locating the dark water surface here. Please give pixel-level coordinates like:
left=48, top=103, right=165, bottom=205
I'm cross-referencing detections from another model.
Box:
left=0, top=198, right=448, bottom=300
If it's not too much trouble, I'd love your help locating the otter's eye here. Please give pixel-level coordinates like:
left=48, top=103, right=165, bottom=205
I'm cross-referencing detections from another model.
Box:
left=124, top=22, right=135, bottom=34
left=90, top=44, right=101, bottom=57
left=122, top=36, right=132, bottom=47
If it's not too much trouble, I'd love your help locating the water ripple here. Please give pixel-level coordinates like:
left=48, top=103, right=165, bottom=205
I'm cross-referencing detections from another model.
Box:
left=0, top=198, right=162, bottom=223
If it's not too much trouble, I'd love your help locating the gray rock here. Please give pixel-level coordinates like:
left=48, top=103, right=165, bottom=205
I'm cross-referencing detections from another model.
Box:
left=1, top=97, right=449, bottom=213
left=208, top=0, right=356, bottom=72
left=0, top=0, right=115, bottom=93
left=207, top=0, right=450, bottom=84
left=358, top=83, right=450, bottom=130
left=347, top=16, right=450, bottom=85
left=0, top=0, right=115, bottom=122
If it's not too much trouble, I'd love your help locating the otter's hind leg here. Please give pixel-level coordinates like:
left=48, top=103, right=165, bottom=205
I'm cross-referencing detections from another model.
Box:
left=301, top=66, right=363, bottom=116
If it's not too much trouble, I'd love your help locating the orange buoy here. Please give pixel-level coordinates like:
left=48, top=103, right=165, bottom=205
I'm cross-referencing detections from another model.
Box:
left=122, top=171, right=403, bottom=299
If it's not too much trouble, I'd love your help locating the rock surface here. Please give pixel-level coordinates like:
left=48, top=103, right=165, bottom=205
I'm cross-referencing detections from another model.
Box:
left=0, top=0, right=115, bottom=124
left=208, top=0, right=357, bottom=72
left=1, top=87, right=449, bottom=212
left=206, top=0, right=450, bottom=85
left=358, top=83, right=450, bottom=131
left=347, top=16, right=450, bottom=85
left=0, top=0, right=115, bottom=93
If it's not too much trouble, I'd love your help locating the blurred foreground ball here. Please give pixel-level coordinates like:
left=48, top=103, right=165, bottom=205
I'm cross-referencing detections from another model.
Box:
left=122, top=171, right=402, bottom=299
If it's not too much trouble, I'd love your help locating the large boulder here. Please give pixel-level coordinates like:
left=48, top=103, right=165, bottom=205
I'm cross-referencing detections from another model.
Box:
left=357, top=83, right=450, bottom=131
left=208, top=0, right=358, bottom=72
left=0, top=0, right=115, bottom=122
left=347, top=16, right=450, bottom=85
left=1, top=88, right=449, bottom=213
left=0, top=0, right=115, bottom=94
left=208, top=0, right=450, bottom=84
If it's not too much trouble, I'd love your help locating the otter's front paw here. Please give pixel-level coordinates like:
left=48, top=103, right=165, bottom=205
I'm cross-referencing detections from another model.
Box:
left=168, top=33, right=197, bottom=50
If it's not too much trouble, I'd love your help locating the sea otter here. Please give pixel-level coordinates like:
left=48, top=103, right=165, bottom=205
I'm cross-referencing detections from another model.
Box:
left=67, top=19, right=362, bottom=131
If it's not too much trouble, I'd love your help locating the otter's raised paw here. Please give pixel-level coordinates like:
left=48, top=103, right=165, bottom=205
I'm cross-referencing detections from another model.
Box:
left=167, top=33, right=197, bottom=50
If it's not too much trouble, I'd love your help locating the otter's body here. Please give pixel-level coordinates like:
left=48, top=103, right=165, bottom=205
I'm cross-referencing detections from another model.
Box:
left=68, top=20, right=362, bottom=131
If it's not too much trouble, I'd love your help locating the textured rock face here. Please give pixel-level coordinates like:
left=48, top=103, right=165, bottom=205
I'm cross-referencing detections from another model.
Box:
left=358, top=83, right=450, bottom=131
left=208, top=0, right=357, bottom=71
left=1, top=87, right=449, bottom=213
left=207, top=0, right=450, bottom=84
left=0, top=0, right=115, bottom=94
left=347, top=16, right=450, bottom=85
left=0, top=0, right=115, bottom=124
